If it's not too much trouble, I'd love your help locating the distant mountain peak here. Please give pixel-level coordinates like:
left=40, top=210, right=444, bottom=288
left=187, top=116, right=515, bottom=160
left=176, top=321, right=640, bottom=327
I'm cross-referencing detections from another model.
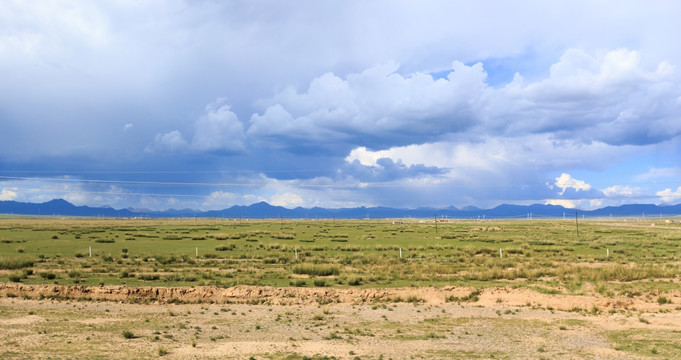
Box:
left=0, top=198, right=679, bottom=219
left=45, top=198, right=71, bottom=205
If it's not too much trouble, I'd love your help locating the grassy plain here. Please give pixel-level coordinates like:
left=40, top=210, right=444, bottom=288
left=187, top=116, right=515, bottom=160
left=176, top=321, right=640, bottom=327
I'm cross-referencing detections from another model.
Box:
left=1, top=217, right=681, bottom=359
left=1, top=217, right=680, bottom=294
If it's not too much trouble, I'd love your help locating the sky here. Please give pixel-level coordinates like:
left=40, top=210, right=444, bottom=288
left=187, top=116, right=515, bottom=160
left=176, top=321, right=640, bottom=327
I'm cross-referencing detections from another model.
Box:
left=1, top=0, right=680, bottom=211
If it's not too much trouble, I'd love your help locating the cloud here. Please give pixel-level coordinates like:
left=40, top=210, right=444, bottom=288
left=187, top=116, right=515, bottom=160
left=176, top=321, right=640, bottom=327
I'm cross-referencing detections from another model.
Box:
left=248, top=61, right=486, bottom=149
left=2, top=2, right=681, bottom=211
left=148, top=130, right=188, bottom=152
left=269, top=192, right=304, bottom=207
left=545, top=199, right=577, bottom=208
left=337, top=134, right=661, bottom=209
left=490, top=49, right=681, bottom=145
left=555, top=173, right=591, bottom=195
left=200, top=191, right=261, bottom=210
left=635, top=167, right=681, bottom=182
left=342, top=157, right=446, bottom=183
left=0, top=188, right=18, bottom=201
left=0, top=178, right=133, bottom=208
left=191, top=99, right=246, bottom=152
left=602, top=185, right=641, bottom=197
left=656, top=186, right=681, bottom=204
left=148, top=99, right=246, bottom=153
left=346, top=135, right=639, bottom=179
left=246, top=48, right=681, bottom=155
left=2, top=2, right=681, bottom=165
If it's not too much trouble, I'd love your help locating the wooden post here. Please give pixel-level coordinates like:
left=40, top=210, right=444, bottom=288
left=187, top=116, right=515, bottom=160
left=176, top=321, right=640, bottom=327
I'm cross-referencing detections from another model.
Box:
left=575, top=211, right=579, bottom=237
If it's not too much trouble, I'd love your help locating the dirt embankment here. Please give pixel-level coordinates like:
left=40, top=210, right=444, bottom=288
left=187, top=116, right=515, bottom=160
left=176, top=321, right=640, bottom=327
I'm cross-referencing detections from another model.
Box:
left=0, top=283, right=464, bottom=305
left=0, top=283, right=676, bottom=312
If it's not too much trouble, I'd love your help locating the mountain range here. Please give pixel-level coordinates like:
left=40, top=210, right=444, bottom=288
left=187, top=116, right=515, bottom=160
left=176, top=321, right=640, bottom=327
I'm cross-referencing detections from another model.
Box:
left=1, top=199, right=680, bottom=219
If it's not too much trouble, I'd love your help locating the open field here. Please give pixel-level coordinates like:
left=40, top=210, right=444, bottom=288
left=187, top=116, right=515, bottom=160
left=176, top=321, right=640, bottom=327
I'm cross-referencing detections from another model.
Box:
left=2, top=293, right=681, bottom=359
left=1, top=217, right=681, bottom=358
left=1, top=217, right=681, bottom=291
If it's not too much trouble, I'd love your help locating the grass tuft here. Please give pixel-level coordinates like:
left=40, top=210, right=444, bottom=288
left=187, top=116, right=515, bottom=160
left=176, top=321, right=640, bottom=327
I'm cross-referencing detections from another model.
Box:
left=293, top=264, right=340, bottom=277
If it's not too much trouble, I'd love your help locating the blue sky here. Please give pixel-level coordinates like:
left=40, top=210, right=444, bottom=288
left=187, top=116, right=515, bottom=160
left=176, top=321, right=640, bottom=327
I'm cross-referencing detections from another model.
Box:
left=1, top=1, right=680, bottom=211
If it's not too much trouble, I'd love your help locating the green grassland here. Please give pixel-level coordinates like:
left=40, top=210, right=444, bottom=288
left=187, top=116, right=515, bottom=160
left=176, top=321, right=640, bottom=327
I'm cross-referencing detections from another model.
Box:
left=1, top=217, right=680, bottom=295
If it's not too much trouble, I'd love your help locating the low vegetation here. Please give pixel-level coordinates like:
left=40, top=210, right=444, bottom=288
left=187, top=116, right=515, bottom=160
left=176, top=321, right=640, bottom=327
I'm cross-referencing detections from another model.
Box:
left=0, top=217, right=678, bottom=296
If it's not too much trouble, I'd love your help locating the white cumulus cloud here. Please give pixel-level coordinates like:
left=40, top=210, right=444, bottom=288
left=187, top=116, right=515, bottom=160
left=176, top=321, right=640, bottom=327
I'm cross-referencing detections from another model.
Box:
left=555, top=173, right=591, bottom=195
left=0, top=187, right=18, bottom=200
left=269, top=192, right=304, bottom=208
left=191, top=99, right=246, bottom=152
left=656, top=186, right=681, bottom=204
left=246, top=48, right=681, bottom=153
left=248, top=61, right=487, bottom=148
left=545, top=199, right=577, bottom=208
left=490, top=49, right=681, bottom=145
left=149, top=99, right=246, bottom=153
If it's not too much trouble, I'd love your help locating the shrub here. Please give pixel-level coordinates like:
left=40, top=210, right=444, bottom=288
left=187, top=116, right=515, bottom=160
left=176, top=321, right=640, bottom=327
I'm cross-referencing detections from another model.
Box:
left=0, top=257, right=35, bottom=270
left=40, top=272, right=57, bottom=280
left=290, top=279, right=307, bottom=287
left=271, top=232, right=295, bottom=240
left=293, top=264, right=339, bottom=277
left=138, top=274, right=160, bottom=281
left=8, top=272, right=23, bottom=282
left=446, top=289, right=481, bottom=303
left=122, top=330, right=135, bottom=339
left=347, top=277, right=362, bottom=286
left=313, top=279, right=326, bottom=287
left=155, top=255, right=177, bottom=265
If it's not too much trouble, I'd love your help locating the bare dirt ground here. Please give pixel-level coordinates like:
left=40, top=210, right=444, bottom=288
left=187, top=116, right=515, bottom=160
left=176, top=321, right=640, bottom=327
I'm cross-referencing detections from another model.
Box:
left=1, top=284, right=680, bottom=359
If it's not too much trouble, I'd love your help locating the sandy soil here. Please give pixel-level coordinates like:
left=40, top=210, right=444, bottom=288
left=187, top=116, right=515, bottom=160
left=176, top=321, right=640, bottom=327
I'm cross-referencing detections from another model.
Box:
left=1, top=284, right=680, bottom=359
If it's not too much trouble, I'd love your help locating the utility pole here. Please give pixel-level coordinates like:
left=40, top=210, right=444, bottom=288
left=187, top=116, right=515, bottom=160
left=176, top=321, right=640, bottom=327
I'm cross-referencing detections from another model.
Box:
left=434, top=213, right=438, bottom=234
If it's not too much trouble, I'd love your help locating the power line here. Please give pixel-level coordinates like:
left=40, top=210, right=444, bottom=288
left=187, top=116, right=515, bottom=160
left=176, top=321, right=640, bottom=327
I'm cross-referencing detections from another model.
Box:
left=1, top=175, right=678, bottom=191
left=0, top=170, right=336, bottom=174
